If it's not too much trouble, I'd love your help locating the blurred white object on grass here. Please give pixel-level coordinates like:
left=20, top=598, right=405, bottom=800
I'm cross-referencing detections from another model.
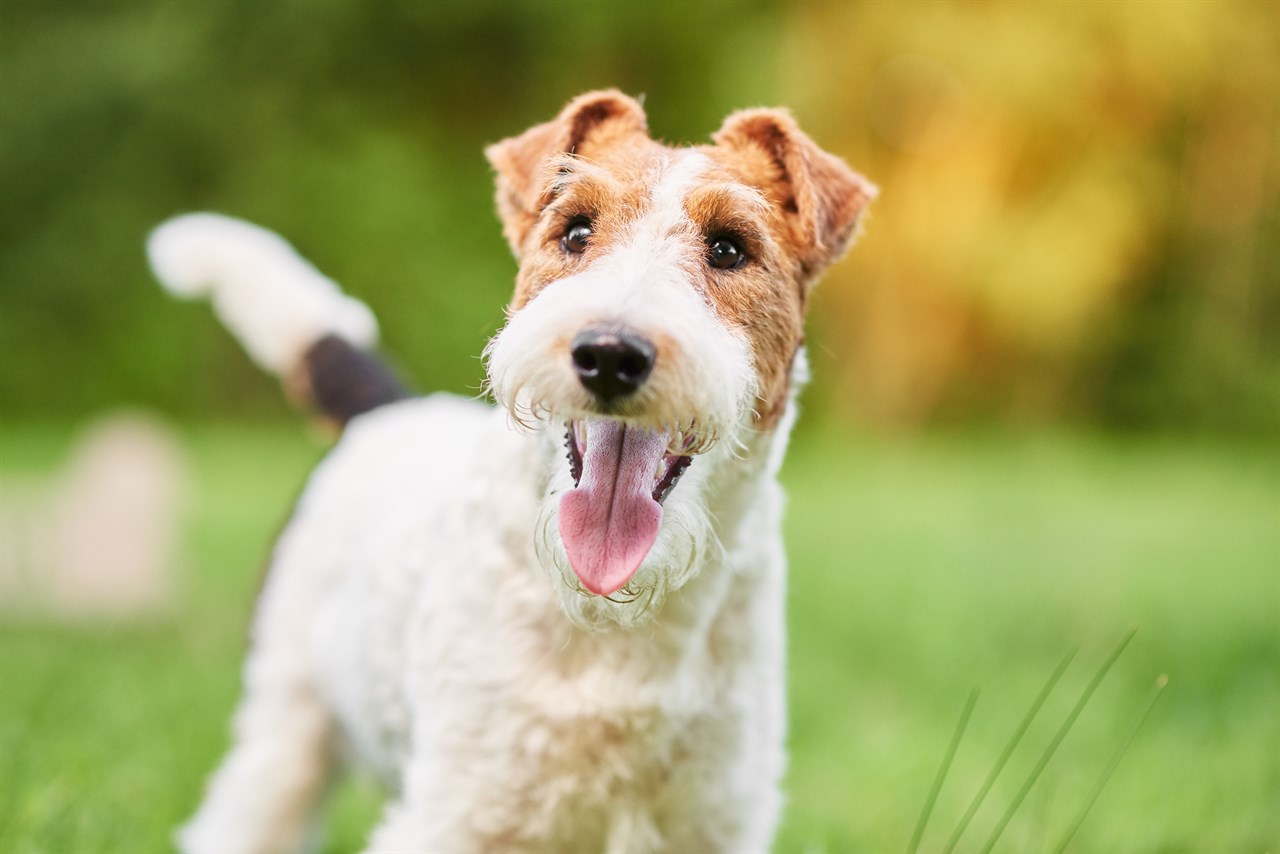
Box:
left=0, top=411, right=189, bottom=619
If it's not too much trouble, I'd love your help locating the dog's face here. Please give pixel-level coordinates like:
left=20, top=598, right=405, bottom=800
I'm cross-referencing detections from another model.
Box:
left=485, top=91, right=874, bottom=628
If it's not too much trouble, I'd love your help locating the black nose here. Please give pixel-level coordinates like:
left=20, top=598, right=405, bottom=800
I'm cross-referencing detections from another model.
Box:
left=571, top=327, right=655, bottom=404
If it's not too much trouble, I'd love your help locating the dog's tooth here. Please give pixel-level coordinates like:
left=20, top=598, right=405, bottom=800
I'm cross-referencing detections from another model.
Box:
left=666, top=429, right=683, bottom=456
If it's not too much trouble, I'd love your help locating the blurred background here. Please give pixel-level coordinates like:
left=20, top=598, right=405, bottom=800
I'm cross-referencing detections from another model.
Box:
left=1, top=1, right=1276, bottom=851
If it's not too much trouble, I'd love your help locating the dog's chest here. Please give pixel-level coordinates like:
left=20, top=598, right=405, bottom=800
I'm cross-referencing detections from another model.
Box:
left=297, top=398, right=783, bottom=847
left=419, top=639, right=748, bottom=850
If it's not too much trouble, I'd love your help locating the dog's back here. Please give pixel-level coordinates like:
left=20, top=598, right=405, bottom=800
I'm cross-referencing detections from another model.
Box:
left=147, top=213, right=504, bottom=849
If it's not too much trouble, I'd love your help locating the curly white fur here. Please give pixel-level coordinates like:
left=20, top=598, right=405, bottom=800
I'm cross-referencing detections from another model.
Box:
left=172, top=158, right=796, bottom=852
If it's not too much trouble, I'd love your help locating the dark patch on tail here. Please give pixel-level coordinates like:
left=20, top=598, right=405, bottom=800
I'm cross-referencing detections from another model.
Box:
left=300, top=334, right=408, bottom=427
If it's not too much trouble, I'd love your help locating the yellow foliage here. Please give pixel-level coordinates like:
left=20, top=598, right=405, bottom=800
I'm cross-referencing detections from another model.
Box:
left=780, top=0, right=1279, bottom=426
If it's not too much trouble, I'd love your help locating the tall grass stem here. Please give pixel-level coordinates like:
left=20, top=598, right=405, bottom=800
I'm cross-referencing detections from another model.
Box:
left=1051, top=674, right=1168, bottom=853
left=979, top=627, right=1138, bottom=854
left=943, top=647, right=1078, bottom=853
left=908, top=688, right=979, bottom=854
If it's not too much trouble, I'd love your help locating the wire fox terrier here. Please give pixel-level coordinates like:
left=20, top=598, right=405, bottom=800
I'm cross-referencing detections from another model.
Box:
left=149, top=90, right=874, bottom=853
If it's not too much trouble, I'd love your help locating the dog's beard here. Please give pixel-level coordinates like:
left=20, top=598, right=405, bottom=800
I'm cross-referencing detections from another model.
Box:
left=528, top=430, right=721, bottom=631
left=486, top=348, right=754, bottom=632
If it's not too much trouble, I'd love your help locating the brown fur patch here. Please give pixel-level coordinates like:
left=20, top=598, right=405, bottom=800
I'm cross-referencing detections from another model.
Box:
left=702, top=111, right=876, bottom=425
left=485, top=91, right=650, bottom=257
left=509, top=142, right=667, bottom=311
left=712, top=109, right=878, bottom=278
left=679, top=178, right=803, bottom=427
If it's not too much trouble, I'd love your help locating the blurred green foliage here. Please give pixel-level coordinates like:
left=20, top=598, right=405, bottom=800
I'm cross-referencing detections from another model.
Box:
left=1, top=0, right=788, bottom=419
left=1, top=0, right=1277, bottom=430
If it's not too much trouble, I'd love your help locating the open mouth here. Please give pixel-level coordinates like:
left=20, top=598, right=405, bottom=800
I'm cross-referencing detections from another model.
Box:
left=557, top=420, right=694, bottom=596
left=565, top=421, right=693, bottom=504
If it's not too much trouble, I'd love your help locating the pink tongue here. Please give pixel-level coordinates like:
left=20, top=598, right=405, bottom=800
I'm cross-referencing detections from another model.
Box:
left=559, top=421, right=666, bottom=595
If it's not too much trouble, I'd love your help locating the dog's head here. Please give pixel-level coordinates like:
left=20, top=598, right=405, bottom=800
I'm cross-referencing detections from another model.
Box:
left=484, top=91, right=874, bottom=628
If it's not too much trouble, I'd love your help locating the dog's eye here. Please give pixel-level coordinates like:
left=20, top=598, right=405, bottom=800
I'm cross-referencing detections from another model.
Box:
left=562, top=219, right=592, bottom=254
left=707, top=236, right=745, bottom=270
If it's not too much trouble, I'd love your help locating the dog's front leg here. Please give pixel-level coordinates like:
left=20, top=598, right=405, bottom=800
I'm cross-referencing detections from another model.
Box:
left=179, top=538, right=340, bottom=854
left=361, top=788, right=511, bottom=853
left=362, top=801, right=431, bottom=854
left=178, top=679, right=335, bottom=854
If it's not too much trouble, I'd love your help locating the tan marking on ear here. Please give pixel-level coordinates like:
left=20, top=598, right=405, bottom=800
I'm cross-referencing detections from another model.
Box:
left=700, top=111, right=876, bottom=427
left=485, top=91, right=649, bottom=256
left=712, top=108, right=877, bottom=280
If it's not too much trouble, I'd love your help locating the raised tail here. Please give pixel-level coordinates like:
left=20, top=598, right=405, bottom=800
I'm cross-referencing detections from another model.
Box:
left=147, top=213, right=407, bottom=427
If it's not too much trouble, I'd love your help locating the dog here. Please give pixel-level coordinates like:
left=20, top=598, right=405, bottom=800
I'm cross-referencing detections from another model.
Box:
left=150, top=90, right=874, bottom=854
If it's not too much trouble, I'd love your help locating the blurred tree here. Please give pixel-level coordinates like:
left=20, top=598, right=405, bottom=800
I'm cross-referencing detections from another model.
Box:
left=1, top=0, right=1275, bottom=433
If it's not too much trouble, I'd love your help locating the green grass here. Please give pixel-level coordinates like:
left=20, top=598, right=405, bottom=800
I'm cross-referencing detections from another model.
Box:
left=1, top=424, right=1276, bottom=852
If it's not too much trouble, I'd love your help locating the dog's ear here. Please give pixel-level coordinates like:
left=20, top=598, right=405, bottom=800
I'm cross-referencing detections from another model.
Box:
left=713, top=109, right=876, bottom=279
left=486, top=90, right=649, bottom=255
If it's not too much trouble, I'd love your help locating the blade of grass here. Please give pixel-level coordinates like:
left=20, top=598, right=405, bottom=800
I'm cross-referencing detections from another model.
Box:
left=1024, top=771, right=1058, bottom=854
left=908, top=688, right=979, bottom=854
left=943, top=646, right=1078, bottom=854
left=979, top=627, right=1138, bottom=854
left=1051, top=674, right=1168, bottom=853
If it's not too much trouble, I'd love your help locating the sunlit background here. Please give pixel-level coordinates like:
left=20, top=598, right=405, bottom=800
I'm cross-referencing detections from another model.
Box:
left=2, top=1, right=1276, bottom=851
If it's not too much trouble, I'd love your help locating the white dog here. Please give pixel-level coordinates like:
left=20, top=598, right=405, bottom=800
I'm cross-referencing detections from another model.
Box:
left=151, top=90, right=874, bottom=854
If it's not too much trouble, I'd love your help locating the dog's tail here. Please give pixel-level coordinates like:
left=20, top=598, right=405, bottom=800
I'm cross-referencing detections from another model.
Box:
left=147, top=213, right=407, bottom=427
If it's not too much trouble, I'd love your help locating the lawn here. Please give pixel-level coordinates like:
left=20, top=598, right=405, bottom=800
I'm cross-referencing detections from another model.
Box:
left=1, top=423, right=1276, bottom=852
